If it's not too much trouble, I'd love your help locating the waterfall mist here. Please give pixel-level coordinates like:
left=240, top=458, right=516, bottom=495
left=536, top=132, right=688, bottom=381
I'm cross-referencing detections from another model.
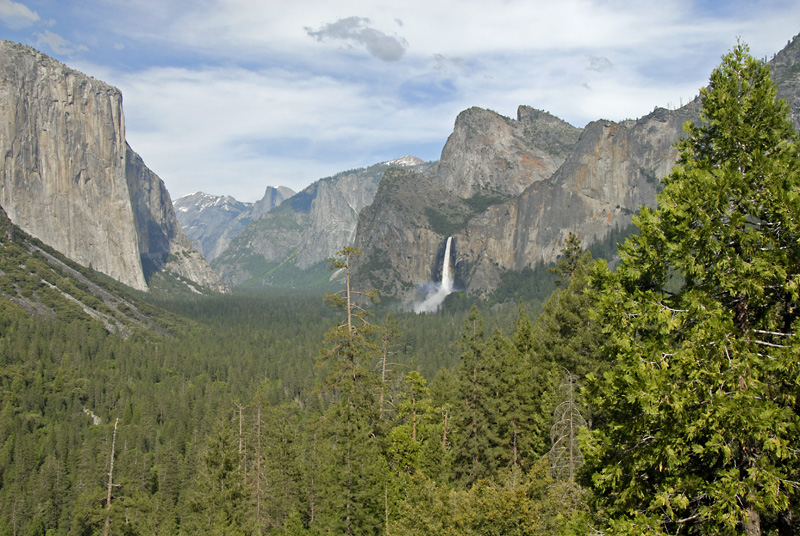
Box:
left=413, top=236, right=455, bottom=314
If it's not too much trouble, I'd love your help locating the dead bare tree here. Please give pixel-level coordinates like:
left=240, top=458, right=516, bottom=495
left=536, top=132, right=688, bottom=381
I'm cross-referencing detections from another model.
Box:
left=103, top=418, right=120, bottom=536
left=549, top=371, right=586, bottom=482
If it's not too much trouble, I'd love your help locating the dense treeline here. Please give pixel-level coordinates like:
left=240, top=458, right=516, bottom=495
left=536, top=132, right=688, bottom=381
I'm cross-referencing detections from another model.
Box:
left=0, top=235, right=598, bottom=535
left=1, top=42, right=798, bottom=536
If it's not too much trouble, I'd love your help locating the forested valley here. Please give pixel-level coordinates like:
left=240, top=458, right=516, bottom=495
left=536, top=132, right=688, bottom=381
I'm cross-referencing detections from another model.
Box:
left=2, top=43, right=800, bottom=536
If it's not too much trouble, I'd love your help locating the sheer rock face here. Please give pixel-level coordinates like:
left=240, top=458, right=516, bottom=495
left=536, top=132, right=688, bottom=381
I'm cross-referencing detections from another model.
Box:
left=211, top=159, right=436, bottom=287
left=353, top=168, right=470, bottom=300
left=352, top=103, right=700, bottom=304
left=455, top=105, right=698, bottom=297
left=436, top=106, right=581, bottom=198
left=0, top=41, right=224, bottom=292
left=125, top=148, right=227, bottom=293
left=770, top=33, right=800, bottom=131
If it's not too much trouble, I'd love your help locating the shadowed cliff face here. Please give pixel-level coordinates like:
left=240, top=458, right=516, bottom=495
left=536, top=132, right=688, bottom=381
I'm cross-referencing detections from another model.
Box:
left=0, top=41, right=225, bottom=293
left=454, top=105, right=699, bottom=297
left=352, top=168, right=472, bottom=301
left=176, top=35, right=800, bottom=300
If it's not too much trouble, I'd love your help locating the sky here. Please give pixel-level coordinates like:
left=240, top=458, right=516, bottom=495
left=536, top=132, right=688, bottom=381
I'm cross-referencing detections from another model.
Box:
left=1, top=1, right=799, bottom=202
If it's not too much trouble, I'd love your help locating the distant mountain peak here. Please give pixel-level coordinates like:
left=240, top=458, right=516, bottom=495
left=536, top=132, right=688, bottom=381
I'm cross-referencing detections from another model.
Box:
left=384, top=155, right=425, bottom=167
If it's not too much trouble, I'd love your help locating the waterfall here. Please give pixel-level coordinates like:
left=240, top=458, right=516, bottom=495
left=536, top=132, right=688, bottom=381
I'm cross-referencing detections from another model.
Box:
left=441, top=236, right=454, bottom=293
left=413, top=236, right=455, bottom=313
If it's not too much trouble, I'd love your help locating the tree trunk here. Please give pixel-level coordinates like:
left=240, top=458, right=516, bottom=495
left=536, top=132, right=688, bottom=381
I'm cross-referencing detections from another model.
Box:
left=103, top=418, right=119, bottom=536
left=743, top=507, right=761, bottom=536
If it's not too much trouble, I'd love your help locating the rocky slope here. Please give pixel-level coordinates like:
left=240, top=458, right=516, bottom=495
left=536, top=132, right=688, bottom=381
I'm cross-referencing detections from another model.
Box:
left=770, top=33, right=800, bottom=131
left=174, top=185, right=294, bottom=261
left=354, top=103, right=691, bottom=303
left=211, top=157, right=435, bottom=288
left=0, top=41, right=225, bottom=293
left=353, top=105, right=587, bottom=301
left=453, top=104, right=698, bottom=297
left=0, top=205, right=173, bottom=335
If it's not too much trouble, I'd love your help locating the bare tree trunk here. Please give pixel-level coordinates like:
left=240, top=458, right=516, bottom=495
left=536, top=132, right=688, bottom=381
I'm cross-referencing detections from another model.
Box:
left=256, top=404, right=262, bottom=528
left=236, top=402, right=243, bottom=455
left=103, top=418, right=119, bottom=536
left=744, top=507, right=761, bottom=536
left=346, top=254, right=352, bottom=339
left=385, top=483, right=390, bottom=536
left=442, top=407, right=449, bottom=451
left=380, top=337, right=388, bottom=419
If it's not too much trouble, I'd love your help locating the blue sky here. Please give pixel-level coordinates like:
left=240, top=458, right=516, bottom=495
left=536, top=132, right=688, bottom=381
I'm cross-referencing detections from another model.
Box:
left=1, top=0, right=799, bottom=202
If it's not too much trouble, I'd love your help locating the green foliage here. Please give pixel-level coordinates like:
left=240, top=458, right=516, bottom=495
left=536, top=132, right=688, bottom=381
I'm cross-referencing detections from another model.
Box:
left=583, top=42, right=800, bottom=535
left=390, top=461, right=592, bottom=536
left=549, top=232, right=583, bottom=287
left=463, top=192, right=510, bottom=213
left=424, top=205, right=470, bottom=236
left=182, top=420, right=251, bottom=535
left=533, top=251, right=608, bottom=380
left=489, top=263, right=558, bottom=310
left=0, top=204, right=608, bottom=535
left=424, top=192, right=510, bottom=237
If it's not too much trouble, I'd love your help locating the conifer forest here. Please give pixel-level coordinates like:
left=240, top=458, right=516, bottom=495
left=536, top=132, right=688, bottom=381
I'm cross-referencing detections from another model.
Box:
left=1, top=44, right=799, bottom=536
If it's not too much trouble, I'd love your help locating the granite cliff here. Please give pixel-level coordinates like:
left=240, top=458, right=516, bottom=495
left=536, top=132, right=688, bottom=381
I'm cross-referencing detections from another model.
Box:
left=0, top=41, right=225, bottom=293
left=353, top=168, right=472, bottom=301
left=351, top=104, right=697, bottom=303
left=452, top=105, right=698, bottom=298
left=168, top=35, right=800, bottom=302
left=353, top=35, right=800, bottom=306
left=436, top=106, right=581, bottom=198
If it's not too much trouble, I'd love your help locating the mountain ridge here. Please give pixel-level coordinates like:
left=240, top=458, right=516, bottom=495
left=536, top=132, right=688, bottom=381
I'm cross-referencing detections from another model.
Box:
left=174, top=185, right=295, bottom=261
left=351, top=35, right=800, bottom=306
left=176, top=34, right=800, bottom=305
left=210, top=158, right=436, bottom=288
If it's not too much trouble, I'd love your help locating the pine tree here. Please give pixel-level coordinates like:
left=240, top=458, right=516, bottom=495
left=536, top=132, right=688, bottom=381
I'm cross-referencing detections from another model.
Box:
left=583, top=42, right=800, bottom=535
left=534, top=246, right=603, bottom=380
left=182, top=419, right=250, bottom=535
left=452, top=305, right=492, bottom=486
left=314, top=247, right=385, bottom=536
left=486, top=326, right=541, bottom=470
left=549, top=232, right=583, bottom=287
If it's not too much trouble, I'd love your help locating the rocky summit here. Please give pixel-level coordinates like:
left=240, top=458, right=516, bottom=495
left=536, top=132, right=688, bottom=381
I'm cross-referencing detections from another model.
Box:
left=352, top=102, right=695, bottom=303
left=0, top=41, right=225, bottom=293
left=352, top=35, right=800, bottom=306
left=165, top=34, right=800, bottom=305
left=436, top=106, right=581, bottom=199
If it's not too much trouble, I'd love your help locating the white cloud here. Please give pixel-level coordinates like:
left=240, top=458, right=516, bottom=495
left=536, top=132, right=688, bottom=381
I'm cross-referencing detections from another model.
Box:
left=0, top=0, right=39, bottom=29
left=34, top=30, right=88, bottom=56
left=95, top=63, right=453, bottom=201
left=587, top=56, right=613, bottom=73
left=55, top=0, right=800, bottom=202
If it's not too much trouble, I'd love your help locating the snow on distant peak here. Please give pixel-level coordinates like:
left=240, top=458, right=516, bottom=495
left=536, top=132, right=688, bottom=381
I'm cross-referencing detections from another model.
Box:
left=384, top=155, right=424, bottom=167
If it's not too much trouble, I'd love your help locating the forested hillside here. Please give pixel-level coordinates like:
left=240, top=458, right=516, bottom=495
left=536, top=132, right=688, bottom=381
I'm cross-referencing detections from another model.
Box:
left=1, top=42, right=799, bottom=536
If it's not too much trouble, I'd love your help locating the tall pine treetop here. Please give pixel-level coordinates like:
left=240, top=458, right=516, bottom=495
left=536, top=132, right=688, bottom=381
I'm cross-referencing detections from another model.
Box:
left=623, top=41, right=800, bottom=333
left=584, top=42, right=800, bottom=535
